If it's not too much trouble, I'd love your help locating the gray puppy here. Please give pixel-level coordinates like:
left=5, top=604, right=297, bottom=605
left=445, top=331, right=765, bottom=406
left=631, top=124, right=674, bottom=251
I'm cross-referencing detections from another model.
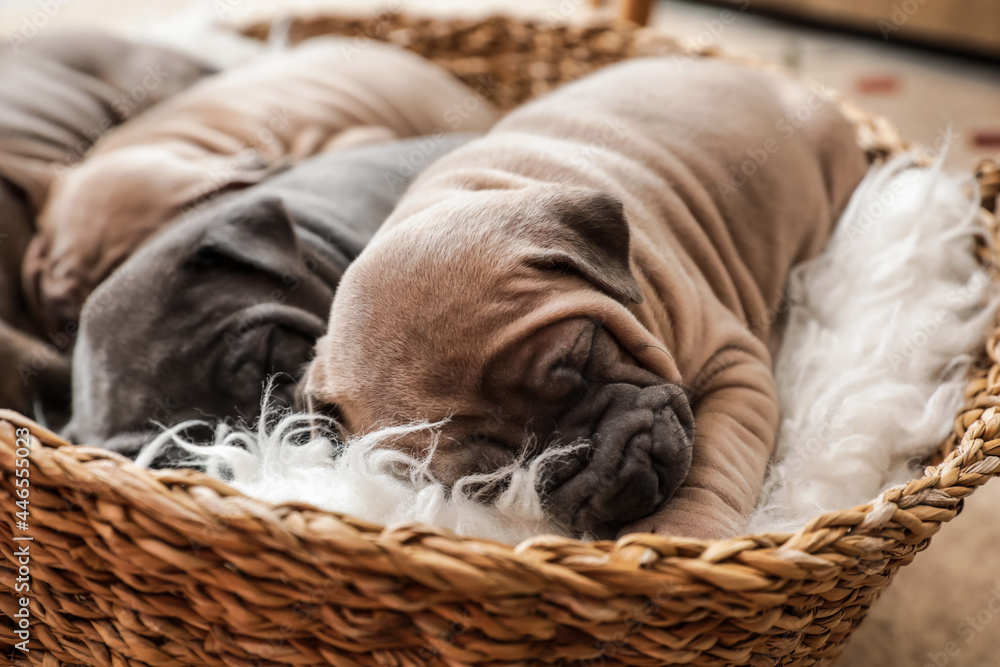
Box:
left=65, top=134, right=474, bottom=456
left=0, top=31, right=212, bottom=420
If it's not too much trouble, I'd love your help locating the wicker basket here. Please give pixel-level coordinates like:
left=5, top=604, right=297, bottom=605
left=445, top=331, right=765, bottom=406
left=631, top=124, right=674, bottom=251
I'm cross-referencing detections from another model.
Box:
left=2, top=14, right=1000, bottom=667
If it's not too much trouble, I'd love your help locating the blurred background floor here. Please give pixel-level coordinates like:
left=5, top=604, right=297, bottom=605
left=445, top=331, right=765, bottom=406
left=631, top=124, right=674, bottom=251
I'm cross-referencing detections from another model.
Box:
left=1, top=0, right=998, bottom=664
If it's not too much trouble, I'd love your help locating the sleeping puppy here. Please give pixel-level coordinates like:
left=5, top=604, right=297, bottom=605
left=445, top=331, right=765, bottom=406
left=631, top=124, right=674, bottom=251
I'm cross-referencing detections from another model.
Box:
left=304, top=58, right=869, bottom=540
left=0, top=31, right=210, bottom=417
left=26, top=38, right=498, bottom=334
left=0, top=30, right=213, bottom=214
left=63, top=134, right=475, bottom=456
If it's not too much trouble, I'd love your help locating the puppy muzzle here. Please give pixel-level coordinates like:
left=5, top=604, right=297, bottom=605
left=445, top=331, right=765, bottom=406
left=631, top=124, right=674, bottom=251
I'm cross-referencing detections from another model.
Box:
left=538, top=382, right=694, bottom=539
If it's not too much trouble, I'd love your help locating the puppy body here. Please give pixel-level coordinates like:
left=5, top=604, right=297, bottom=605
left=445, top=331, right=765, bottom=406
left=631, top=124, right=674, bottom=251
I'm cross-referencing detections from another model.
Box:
left=0, top=31, right=210, bottom=417
left=306, top=58, right=868, bottom=539
left=65, top=134, right=475, bottom=455
left=0, top=30, right=213, bottom=213
left=28, top=39, right=498, bottom=331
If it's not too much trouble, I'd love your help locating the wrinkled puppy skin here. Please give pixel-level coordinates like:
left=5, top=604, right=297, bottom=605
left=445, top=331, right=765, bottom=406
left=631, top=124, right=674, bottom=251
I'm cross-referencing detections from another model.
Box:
left=64, top=135, right=476, bottom=460
left=6, top=30, right=214, bottom=124
left=0, top=30, right=213, bottom=214
left=0, top=30, right=211, bottom=421
left=306, top=58, right=869, bottom=540
left=27, top=38, right=499, bottom=334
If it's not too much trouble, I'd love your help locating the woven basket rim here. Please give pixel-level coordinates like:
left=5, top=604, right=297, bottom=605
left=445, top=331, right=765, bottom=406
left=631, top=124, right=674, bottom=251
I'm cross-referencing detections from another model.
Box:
left=2, top=142, right=997, bottom=583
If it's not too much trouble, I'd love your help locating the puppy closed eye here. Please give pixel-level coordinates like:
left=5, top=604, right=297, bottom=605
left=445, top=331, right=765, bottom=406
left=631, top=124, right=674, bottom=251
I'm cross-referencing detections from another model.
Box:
left=312, top=400, right=345, bottom=424
left=542, top=361, right=586, bottom=404
left=534, top=322, right=596, bottom=405
left=308, top=400, right=349, bottom=441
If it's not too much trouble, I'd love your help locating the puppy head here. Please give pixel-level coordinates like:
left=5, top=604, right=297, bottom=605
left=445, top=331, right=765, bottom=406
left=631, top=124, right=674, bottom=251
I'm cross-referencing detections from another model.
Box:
left=24, top=145, right=276, bottom=333
left=305, top=184, right=693, bottom=538
left=65, top=193, right=333, bottom=455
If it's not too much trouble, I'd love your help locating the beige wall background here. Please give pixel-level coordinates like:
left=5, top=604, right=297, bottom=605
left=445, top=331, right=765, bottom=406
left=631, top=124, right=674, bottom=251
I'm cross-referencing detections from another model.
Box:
left=725, top=0, right=1000, bottom=57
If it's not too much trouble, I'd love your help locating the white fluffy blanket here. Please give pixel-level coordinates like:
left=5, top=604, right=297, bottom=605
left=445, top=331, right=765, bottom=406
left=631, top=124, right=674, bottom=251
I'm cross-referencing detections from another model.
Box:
left=140, top=151, right=996, bottom=542
left=749, top=152, right=995, bottom=532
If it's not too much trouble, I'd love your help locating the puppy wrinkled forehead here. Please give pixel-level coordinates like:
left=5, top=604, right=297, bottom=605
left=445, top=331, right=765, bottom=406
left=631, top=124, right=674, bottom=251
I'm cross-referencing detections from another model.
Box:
left=341, top=200, right=538, bottom=312
left=311, top=196, right=555, bottom=419
left=380, top=193, right=536, bottom=261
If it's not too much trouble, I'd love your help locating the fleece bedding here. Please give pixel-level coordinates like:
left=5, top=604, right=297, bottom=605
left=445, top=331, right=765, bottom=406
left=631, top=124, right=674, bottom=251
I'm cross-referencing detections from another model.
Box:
left=138, top=150, right=997, bottom=543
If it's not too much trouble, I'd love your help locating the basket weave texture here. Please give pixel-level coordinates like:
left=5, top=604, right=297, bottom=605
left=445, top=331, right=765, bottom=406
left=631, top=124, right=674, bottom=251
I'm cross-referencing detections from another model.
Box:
left=2, top=14, right=1000, bottom=667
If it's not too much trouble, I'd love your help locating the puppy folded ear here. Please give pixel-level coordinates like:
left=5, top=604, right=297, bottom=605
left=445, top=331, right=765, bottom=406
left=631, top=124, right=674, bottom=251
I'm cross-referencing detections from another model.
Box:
left=194, top=195, right=300, bottom=277
left=530, top=189, right=643, bottom=304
